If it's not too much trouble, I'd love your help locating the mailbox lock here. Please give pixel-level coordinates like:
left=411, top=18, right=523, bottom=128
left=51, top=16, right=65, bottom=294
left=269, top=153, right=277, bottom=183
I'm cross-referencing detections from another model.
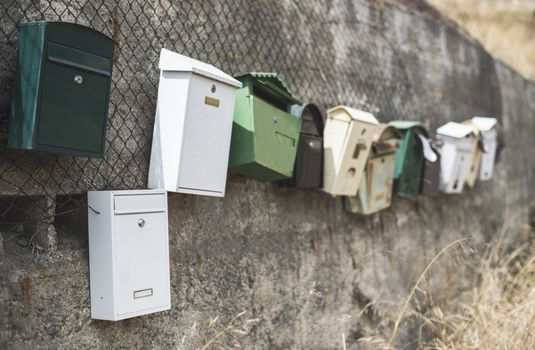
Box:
left=211, top=84, right=216, bottom=93
left=138, top=218, right=145, bottom=227
left=273, top=116, right=279, bottom=124
left=74, top=75, right=83, bottom=85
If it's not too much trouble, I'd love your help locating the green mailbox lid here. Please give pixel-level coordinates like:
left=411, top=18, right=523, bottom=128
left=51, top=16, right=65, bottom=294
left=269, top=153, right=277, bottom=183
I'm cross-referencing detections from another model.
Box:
left=235, top=72, right=301, bottom=106
left=388, top=120, right=428, bottom=136
left=45, top=21, right=115, bottom=59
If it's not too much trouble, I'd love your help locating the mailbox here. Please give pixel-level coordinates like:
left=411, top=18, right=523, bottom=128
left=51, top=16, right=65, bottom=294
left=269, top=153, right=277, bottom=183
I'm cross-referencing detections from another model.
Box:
left=88, top=190, right=171, bottom=321
left=148, top=48, right=242, bottom=197
left=323, top=106, right=379, bottom=196
left=278, top=103, right=324, bottom=188
left=344, top=124, right=400, bottom=214
left=421, top=138, right=442, bottom=196
left=467, top=117, right=498, bottom=181
left=229, top=73, right=302, bottom=182
left=436, top=122, right=478, bottom=194
left=9, top=21, right=114, bottom=157
left=389, top=121, right=437, bottom=200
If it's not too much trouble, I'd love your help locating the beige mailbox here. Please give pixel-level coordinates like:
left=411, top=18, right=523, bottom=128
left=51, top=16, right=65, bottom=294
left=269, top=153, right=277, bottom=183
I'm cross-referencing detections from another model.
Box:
left=323, top=106, right=379, bottom=196
left=470, top=117, right=498, bottom=181
left=436, top=122, right=478, bottom=194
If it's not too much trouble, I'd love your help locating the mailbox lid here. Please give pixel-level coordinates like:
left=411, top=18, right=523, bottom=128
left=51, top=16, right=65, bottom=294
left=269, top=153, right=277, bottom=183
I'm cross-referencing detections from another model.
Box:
left=47, top=22, right=114, bottom=58
left=235, top=72, right=301, bottom=108
left=159, top=48, right=241, bottom=88
left=372, top=124, right=401, bottom=156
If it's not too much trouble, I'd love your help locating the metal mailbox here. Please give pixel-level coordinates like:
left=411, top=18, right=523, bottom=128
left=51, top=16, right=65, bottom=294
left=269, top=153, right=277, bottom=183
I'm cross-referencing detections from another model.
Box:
left=148, top=48, right=242, bottom=197
left=88, top=190, right=171, bottom=321
left=9, top=21, right=114, bottom=157
left=323, top=106, right=379, bottom=196
left=389, top=121, right=436, bottom=200
left=436, top=122, right=478, bottom=194
left=344, top=124, right=400, bottom=214
left=278, top=103, right=324, bottom=188
left=467, top=117, right=498, bottom=181
left=229, top=73, right=302, bottom=182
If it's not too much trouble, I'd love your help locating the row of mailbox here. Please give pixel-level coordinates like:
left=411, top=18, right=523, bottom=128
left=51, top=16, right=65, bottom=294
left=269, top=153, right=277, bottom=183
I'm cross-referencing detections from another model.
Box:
left=9, top=22, right=500, bottom=321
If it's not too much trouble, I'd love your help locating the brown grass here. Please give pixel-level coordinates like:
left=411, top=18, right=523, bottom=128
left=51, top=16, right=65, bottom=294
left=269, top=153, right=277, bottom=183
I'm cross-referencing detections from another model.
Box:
left=358, top=217, right=535, bottom=349
left=426, top=0, right=535, bottom=80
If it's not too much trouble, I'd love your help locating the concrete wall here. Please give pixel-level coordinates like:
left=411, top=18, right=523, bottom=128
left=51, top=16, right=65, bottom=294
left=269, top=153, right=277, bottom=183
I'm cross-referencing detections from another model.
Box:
left=0, top=0, right=533, bottom=349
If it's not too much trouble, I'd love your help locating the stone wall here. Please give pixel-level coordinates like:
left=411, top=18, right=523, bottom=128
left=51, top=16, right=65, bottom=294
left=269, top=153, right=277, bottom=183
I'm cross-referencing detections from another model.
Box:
left=0, top=0, right=533, bottom=349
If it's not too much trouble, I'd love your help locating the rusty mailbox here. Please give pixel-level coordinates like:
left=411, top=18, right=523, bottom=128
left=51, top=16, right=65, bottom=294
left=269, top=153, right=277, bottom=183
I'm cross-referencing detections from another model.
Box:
left=344, top=124, right=400, bottom=214
left=323, top=106, right=379, bottom=196
left=471, top=117, right=498, bottom=181
left=388, top=121, right=437, bottom=200
left=278, top=103, right=324, bottom=188
left=461, top=119, right=485, bottom=188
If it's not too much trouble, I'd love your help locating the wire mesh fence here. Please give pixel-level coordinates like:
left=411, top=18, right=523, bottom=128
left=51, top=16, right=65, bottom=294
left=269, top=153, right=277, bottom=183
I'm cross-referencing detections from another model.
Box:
left=0, top=0, right=502, bottom=250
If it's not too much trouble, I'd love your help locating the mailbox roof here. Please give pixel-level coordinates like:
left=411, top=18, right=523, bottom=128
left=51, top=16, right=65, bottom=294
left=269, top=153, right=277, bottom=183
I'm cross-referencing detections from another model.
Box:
left=235, top=72, right=300, bottom=104
left=471, top=117, right=498, bottom=131
left=327, top=106, right=379, bottom=125
left=373, top=124, right=401, bottom=143
left=437, top=122, right=477, bottom=139
left=159, top=48, right=242, bottom=88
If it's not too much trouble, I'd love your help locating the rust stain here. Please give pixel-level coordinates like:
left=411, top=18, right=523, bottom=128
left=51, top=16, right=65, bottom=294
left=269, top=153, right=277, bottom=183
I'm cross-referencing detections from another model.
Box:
left=36, top=265, right=47, bottom=279
left=17, top=275, right=32, bottom=307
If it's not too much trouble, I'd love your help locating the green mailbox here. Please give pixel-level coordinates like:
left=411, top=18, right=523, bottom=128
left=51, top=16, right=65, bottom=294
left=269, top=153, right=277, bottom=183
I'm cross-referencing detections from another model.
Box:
left=229, top=73, right=302, bottom=182
left=9, top=21, right=115, bottom=157
left=388, top=121, right=429, bottom=200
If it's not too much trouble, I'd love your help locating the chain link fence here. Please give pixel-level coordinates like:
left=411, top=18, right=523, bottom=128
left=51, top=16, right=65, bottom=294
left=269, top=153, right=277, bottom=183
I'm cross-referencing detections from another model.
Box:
left=0, top=0, right=502, bottom=250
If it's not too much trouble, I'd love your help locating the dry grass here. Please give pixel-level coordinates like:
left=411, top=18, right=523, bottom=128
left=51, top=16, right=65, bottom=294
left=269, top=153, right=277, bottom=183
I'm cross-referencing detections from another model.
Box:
left=359, top=219, right=535, bottom=349
left=427, top=0, right=535, bottom=80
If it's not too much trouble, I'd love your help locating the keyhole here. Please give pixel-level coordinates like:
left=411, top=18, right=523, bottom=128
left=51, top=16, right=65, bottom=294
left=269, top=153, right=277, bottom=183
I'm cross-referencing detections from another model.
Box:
left=138, top=218, right=145, bottom=227
left=347, top=168, right=356, bottom=177
left=273, top=116, right=279, bottom=124
left=74, top=75, right=83, bottom=85
left=211, top=84, right=216, bottom=93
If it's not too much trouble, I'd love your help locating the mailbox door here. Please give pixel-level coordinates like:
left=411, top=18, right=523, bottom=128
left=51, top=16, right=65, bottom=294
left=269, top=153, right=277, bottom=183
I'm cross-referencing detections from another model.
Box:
left=253, top=96, right=300, bottom=181
left=479, top=136, right=497, bottom=180
left=366, top=154, right=395, bottom=213
left=465, top=148, right=481, bottom=188
left=294, top=134, right=323, bottom=188
left=114, top=210, right=170, bottom=317
left=327, top=120, right=372, bottom=196
left=36, top=43, right=111, bottom=157
left=422, top=156, right=441, bottom=196
left=395, top=132, right=424, bottom=199
left=178, top=76, right=235, bottom=195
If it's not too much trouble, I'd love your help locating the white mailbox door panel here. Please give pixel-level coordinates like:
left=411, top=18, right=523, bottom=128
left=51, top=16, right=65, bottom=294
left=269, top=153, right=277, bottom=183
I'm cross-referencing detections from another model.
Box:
left=178, top=75, right=235, bottom=195
left=114, top=212, right=170, bottom=317
left=480, top=132, right=497, bottom=180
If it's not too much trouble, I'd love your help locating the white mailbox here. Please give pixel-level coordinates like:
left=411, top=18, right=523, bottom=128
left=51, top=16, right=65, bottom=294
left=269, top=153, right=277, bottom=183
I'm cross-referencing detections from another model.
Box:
left=88, top=190, right=170, bottom=321
left=323, top=106, right=379, bottom=196
left=148, top=48, right=242, bottom=197
left=436, top=122, right=478, bottom=194
left=471, top=117, right=498, bottom=181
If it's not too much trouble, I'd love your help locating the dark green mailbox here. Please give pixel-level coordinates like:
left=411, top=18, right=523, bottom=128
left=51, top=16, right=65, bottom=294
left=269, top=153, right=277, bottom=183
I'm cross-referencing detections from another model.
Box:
left=278, top=103, right=324, bottom=188
left=389, top=121, right=428, bottom=200
left=229, top=73, right=302, bottom=182
left=9, top=21, right=114, bottom=157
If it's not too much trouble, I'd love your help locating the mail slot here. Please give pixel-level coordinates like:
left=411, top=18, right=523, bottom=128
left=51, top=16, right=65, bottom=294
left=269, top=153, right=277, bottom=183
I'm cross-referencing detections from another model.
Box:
left=436, top=122, right=479, bottom=194
left=278, top=103, right=324, bottom=188
left=344, top=124, right=400, bottom=214
left=148, top=48, right=242, bottom=197
left=228, top=73, right=302, bottom=182
left=389, top=121, right=437, bottom=200
left=323, top=106, right=379, bottom=196
left=88, top=190, right=171, bottom=321
left=9, top=21, right=114, bottom=157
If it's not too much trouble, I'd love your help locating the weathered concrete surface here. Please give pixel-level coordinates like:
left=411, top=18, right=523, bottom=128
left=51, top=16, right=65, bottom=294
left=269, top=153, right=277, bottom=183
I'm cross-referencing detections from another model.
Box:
left=0, top=0, right=534, bottom=349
